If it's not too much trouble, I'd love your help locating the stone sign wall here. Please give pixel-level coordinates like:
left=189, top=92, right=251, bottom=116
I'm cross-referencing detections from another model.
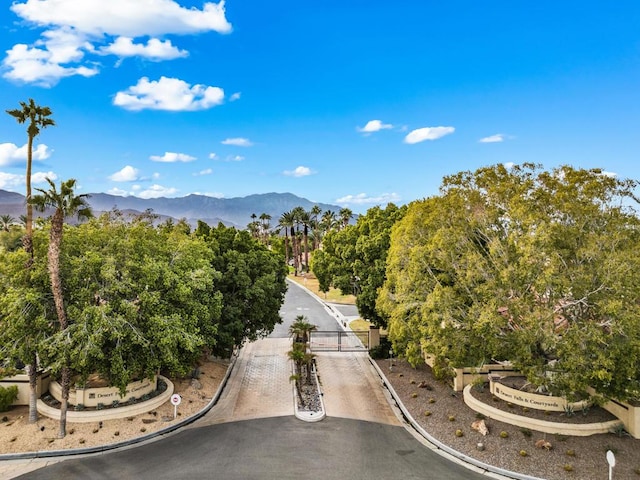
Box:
left=49, top=376, right=157, bottom=407
left=490, top=380, right=588, bottom=412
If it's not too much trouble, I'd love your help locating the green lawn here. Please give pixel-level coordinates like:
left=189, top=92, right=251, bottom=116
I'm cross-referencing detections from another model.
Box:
left=288, top=273, right=356, bottom=305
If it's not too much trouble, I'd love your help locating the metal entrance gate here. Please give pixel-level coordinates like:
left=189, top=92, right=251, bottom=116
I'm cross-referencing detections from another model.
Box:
left=309, top=330, right=369, bottom=352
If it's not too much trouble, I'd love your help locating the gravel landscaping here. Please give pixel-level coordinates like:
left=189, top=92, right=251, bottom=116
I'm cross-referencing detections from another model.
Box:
left=376, top=357, right=640, bottom=480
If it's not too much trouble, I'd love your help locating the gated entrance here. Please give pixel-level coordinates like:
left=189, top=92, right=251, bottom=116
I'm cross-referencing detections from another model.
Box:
left=309, top=330, right=370, bottom=352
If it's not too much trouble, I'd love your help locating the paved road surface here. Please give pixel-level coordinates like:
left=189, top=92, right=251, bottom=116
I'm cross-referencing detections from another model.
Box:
left=9, top=280, right=493, bottom=480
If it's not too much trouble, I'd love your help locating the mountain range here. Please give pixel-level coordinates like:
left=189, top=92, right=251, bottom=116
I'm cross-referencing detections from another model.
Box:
left=0, top=190, right=346, bottom=229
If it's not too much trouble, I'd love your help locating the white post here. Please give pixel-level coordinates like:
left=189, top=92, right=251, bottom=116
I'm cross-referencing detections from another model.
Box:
left=607, top=450, right=616, bottom=480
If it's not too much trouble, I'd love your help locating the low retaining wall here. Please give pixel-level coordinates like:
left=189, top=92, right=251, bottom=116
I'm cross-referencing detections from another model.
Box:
left=424, top=355, right=520, bottom=392
left=0, top=371, right=51, bottom=406
left=586, top=387, right=640, bottom=439
left=49, top=376, right=157, bottom=407
left=463, top=385, right=623, bottom=436
left=37, top=376, right=174, bottom=423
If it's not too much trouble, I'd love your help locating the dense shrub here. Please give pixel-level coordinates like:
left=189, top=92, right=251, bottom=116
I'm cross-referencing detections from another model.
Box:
left=0, top=385, right=18, bottom=411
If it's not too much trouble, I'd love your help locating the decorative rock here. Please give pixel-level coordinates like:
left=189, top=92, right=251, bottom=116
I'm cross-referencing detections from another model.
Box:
left=418, top=381, right=433, bottom=390
left=190, top=378, right=203, bottom=390
left=471, top=419, right=489, bottom=436
left=535, top=439, right=552, bottom=450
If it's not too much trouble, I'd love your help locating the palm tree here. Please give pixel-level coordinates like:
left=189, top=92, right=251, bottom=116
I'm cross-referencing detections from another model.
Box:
left=309, top=205, right=322, bottom=250
left=278, top=210, right=295, bottom=269
left=6, top=99, right=55, bottom=262
left=31, top=178, right=92, bottom=438
left=6, top=100, right=55, bottom=424
left=292, top=206, right=306, bottom=274
left=339, top=207, right=353, bottom=230
left=259, top=213, right=271, bottom=245
left=299, top=210, right=311, bottom=272
left=0, top=214, right=15, bottom=232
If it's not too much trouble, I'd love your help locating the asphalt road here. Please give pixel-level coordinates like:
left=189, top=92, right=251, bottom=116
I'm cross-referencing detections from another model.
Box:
left=270, top=279, right=343, bottom=337
left=17, top=416, right=490, bottom=480
left=15, top=279, right=490, bottom=480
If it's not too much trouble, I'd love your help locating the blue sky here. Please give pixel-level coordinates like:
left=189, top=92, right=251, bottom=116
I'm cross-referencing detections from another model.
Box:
left=0, top=1, right=639, bottom=214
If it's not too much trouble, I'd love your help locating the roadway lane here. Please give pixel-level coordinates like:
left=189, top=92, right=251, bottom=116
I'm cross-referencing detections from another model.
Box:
left=17, top=417, right=490, bottom=480
left=270, top=278, right=343, bottom=337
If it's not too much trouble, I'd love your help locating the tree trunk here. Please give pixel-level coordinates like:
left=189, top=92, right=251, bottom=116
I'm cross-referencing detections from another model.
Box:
left=49, top=209, right=69, bottom=437
left=303, top=226, right=309, bottom=273
left=25, top=135, right=33, bottom=240
left=28, top=354, right=38, bottom=424
left=58, top=365, right=70, bottom=438
left=49, top=210, right=67, bottom=328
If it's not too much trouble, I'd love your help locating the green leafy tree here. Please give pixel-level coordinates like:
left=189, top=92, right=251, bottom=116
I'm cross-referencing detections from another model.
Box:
left=0, top=246, right=52, bottom=423
left=53, top=214, right=220, bottom=389
left=311, top=203, right=406, bottom=327
left=206, top=224, right=288, bottom=356
left=379, top=163, right=640, bottom=401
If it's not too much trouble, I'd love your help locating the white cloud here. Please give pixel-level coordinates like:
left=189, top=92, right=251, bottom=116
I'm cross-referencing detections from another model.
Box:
left=221, top=137, right=253, bottom=147
left=152, top=172, right=161, bottom=179
left=229, top=92, right=241, bottom=101
left=100, top=37, right=188, bottom=62
left=109, top=165, right=140, bottom=182
left=150, top=152, right=196, bottom=162
left=0, top=142, right=53, bottom=166
left=11, top=0, right=232, bottom=37
left=0, top=172, right=24, bottom=189
left=3, top=41, right=98, bottom=87
left=210, top=155, right=245, bottom=162
left=283, top=166, right=314, bottom=177
left=0, top=171, right=56, bottom=190
left=32, top=171, right=58, bottom=184
left=136, top=184, right=178, bottom=199
left=193, top=191, right=224, bottom=198
left=479, top=134, right=506, bottom=143
left=404, top=126, right=455, bottom=144
left=107, top=187, right=129, bottom=196
left=357, top=119, right=393, bottom=133
left=335, top=192, right=401, bottom=206
left=193, top=168, right=213, bottom=176
left=504, top=162, right=515, bottom=169
left=114, top=76, right=225, bottom=111
left=5, top=1, right=231, bottom=85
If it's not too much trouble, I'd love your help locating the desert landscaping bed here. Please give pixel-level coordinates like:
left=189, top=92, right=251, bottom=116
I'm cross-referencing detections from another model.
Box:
left=376, top=357, right=640, bottom=480
left=0, top=359, right=228, bottom=455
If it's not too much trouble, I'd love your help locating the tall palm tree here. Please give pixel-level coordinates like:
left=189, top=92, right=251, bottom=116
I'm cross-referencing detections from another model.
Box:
left=278, top=210, right=296, bottom=271
left=31, top=178, right=92, bottom=438
left=6, top=99, right=55, bottom=262
left=0, top=214, right=15, bottom=232
left=291, top=207, right=306, bottom=274
left=259, top=213, right=271, bottom=245
left=299, top=210, right=311, bottom=272
left=309, top=205, right=322, bottom=250
left=6, top=100, right=55, bottom=423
